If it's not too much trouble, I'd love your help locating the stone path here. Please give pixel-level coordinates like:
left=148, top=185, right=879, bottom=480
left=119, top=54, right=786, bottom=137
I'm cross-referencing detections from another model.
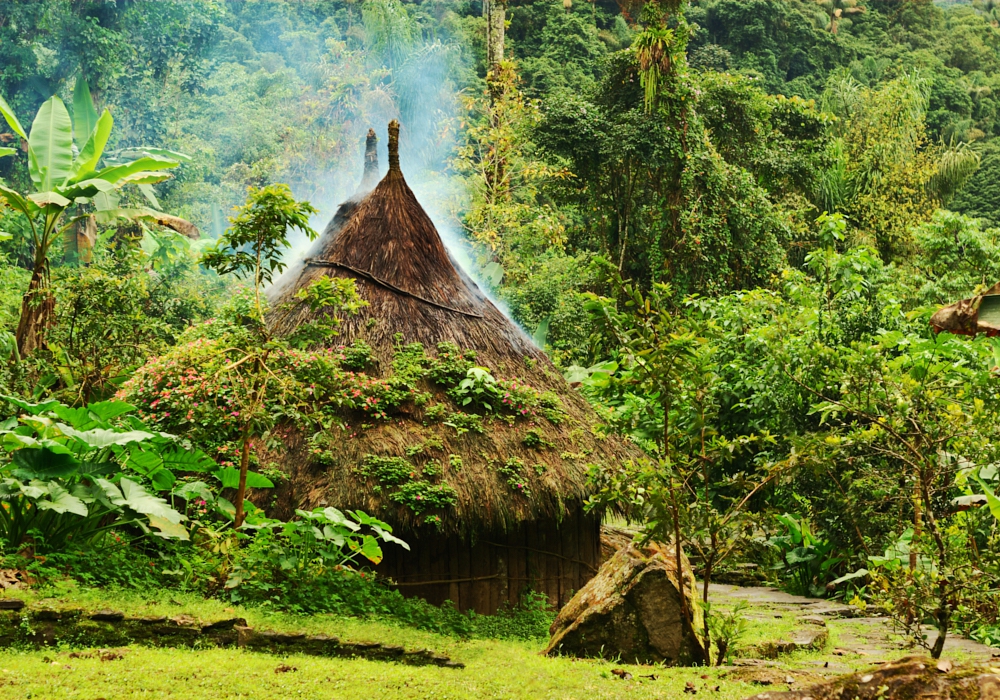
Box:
left=705, top=583, right=998, bottom=681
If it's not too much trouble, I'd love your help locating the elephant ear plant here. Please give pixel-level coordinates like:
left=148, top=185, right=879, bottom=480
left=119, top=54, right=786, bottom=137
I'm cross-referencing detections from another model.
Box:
left=0, top=395, right=210, bottom=552
left=0, top=75, right=185, bottom=357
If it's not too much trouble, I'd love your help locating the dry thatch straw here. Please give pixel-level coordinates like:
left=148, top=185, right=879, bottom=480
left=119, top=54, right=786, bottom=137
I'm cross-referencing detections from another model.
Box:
left=265, top=121, right=639, bottom=535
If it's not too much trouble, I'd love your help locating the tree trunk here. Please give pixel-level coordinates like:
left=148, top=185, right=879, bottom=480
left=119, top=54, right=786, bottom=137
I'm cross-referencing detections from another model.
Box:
left=485, top=0, right=507, bottom=80
left=234, top=422, right=252, bottom=528
left=14, top=264, right=53, bottom=357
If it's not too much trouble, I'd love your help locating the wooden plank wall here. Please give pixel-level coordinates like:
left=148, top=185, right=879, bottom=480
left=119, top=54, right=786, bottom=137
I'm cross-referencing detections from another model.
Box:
left=377, top=512, right=602, bottom=614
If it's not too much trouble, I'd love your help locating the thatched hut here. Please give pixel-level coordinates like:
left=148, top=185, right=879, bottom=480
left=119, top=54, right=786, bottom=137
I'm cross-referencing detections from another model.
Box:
left=265, top=121, right=638, bottom=614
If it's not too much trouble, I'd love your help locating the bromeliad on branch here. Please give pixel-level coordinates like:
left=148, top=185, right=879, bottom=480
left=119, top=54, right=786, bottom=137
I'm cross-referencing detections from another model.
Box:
left=634, top=0, right=690, bottom=112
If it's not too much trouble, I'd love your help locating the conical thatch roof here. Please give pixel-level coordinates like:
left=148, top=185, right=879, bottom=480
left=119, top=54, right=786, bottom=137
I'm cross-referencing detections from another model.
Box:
left=265, top=121, right=637, bottom=535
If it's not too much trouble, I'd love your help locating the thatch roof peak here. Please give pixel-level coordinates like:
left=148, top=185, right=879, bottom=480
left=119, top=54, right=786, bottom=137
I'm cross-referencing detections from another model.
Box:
left=263, top=121, right=640, bottom=534
left=300, top=120, right=483, bottom=316
left=358, top=128, right=380, bottom=194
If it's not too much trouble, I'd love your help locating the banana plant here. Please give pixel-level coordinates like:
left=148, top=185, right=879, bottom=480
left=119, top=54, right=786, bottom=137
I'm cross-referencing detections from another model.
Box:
left=0, top=76, right=183, bottom=357
left=0, top=395, right=217, bottom=551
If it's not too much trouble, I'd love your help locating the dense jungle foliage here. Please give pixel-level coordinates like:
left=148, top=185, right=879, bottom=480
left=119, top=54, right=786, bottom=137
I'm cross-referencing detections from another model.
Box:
left=4, top=0, right=1000, bottom=661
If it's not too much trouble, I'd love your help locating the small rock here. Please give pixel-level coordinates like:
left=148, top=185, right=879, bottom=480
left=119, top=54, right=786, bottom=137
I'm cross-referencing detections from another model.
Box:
left=0, top=599, right=25, bottom=611
left=130, top=616, right=167, bottom=624
left=274, top=664, right=297, bottom=673
left=89, top=610, right=124, bottom=623
left=611, top=669, right=632, bottom=680
left=685, top=681, right=698, bottom=694
left=936, top=660, right=953, bottom=674
left=797, top=616, right=827, bottom=627
left=785, top=676, right=795, bottom=685
left=201, top=617, right=247, bottom=631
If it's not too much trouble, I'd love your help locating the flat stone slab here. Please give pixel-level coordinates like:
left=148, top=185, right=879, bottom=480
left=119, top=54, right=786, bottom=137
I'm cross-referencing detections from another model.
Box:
left=753, top=629, right=829, bottom=659
left=707, top=582, right=998, bottom=666
left=0, top=603, right=463, bottom=669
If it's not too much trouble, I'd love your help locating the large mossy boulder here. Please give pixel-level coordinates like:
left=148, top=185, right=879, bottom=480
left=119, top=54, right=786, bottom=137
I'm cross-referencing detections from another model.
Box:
left=743, top=657, right=1000, bottom=700
left=544, top=541, right=705, bottom=665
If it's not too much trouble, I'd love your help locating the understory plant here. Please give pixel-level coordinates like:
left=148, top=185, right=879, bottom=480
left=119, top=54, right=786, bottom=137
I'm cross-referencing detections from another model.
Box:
left=0, top=77, right=184, bottom=357
left=584, top=271, right=774, bottom=664
left=0, top=395, right=204, bottom=550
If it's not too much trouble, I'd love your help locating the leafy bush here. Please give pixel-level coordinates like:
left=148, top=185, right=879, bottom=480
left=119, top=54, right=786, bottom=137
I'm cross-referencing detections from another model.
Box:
left=0, top=396, right=204, bottom=551
left=768, top=514, right=844, bottom=598
left=224, top=506, right=407, bottom=604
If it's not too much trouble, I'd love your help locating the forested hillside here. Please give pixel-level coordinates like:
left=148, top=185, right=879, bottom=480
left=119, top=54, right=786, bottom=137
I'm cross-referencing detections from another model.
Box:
left=4, top=0, right=1000, bottom=693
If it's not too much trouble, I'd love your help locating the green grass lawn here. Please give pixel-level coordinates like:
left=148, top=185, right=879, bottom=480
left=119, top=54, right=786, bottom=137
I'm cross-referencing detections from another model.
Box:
left=0, top=585, right=757, bottom=699
left=0, top=583, right=954, bottom=699
left=2, top=643, right=768, bottom=700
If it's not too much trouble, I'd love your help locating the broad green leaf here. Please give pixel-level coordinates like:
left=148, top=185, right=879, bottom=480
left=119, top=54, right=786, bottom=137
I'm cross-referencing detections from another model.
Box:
left=117, top=171, right=173, bottom=185
left=973, top=474, right=1000, bottom=522
left=1, top=395, right=62, bottom=416
left=532, top=317, right=550, bottom=348
left=357, top=534, right=383, bottom=564
left=321, top=525, right=347, bottom=547
left=0, top=94, right=26, bottom=140
left=148, top=467, right=176, bottom=491
left=172, top=481, right=214, bottom=502
left=92, top=156, right=180, bottom=185
left=215, top=496, right=236, bottom=518
left=92, top=190, right=121, bottom=212
left=213, top=468, right=274, bottom=489
left=31, top=480, right=89, bottom=516
left=29, top=96, right=74, bottom=189
left=0, top=184, right=32, bottom=217
left=159, top=447, right=216, bottom=473
left=59, top=177, right=116, bottom=201
left=27, top=144, right=40, bottom=186
left=140, top=230, right=160, bottom=257
left=56, top=424, right=154, bottom=449
left=71, top=76, right=99, bottom=150
left=51, top=400, right=134, bottom=429
left=138, top=183, right=161, bottom=209
left=147, top=514, right=189, bottom=540
left=0, top=147, right=14, bottom=158
left=482, top=260, right=504, bottom=287
left=785, top=547, right=817, bottom=565
left=119, top=147, right=191, bottom=163
left=373, top=525, right=409, bottom=550
left=322, top=507, right=361, bottom=531
left=115, top=477, right=185, bottom=524
left=27, top=191, right=71, bottom=208
left=11, top=447, right=82, bottom=478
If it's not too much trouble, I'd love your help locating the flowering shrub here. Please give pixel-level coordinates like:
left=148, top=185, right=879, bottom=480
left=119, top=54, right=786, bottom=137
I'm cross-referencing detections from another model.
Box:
left=121, top=323, right=562, bottom=521
left=496, top=457, right=532, bottom=498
